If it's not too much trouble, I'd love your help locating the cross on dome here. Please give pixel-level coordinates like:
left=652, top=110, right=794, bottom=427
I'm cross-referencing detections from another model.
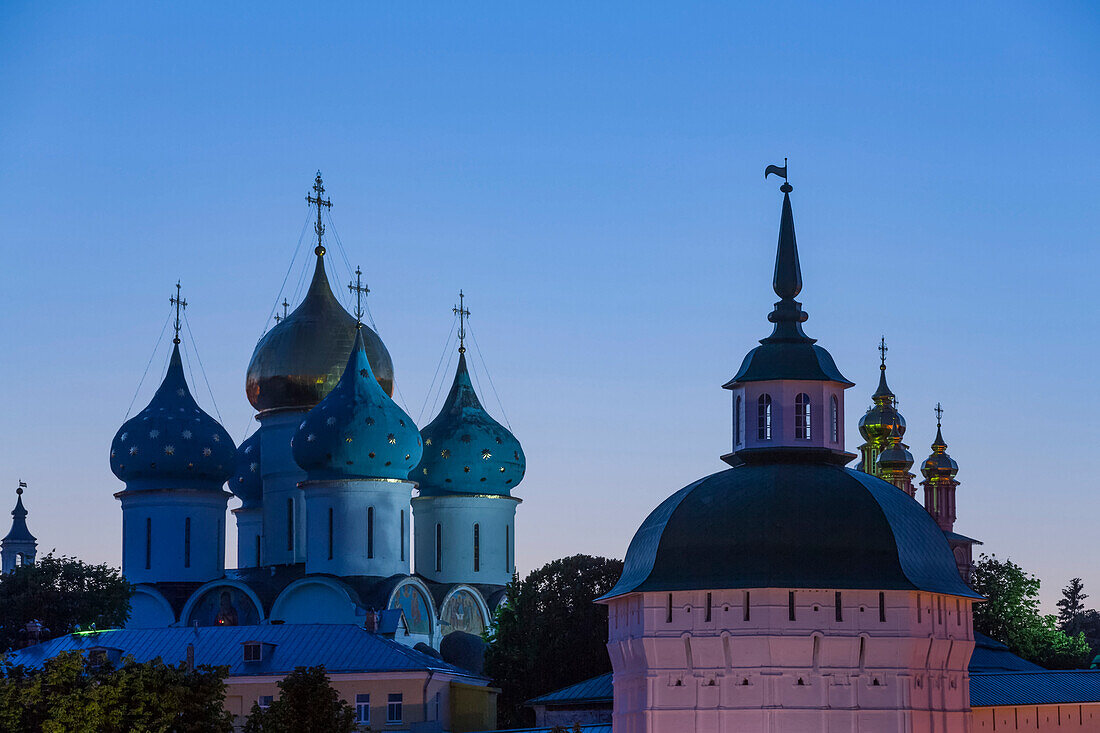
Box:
left=170, top=281, right=187, bottom=345
left=453, top=290, right=470, bottom=353
left=306, top=171, right=332, bottom=256
left=349, top=266, right=369, bottom=327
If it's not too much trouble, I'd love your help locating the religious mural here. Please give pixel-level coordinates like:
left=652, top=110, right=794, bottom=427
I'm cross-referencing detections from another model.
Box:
left=439, top=589, right=485, bottom=638
left=187, top=587, right=261, bottom=627
left=389, top=584, right=432, bottom=635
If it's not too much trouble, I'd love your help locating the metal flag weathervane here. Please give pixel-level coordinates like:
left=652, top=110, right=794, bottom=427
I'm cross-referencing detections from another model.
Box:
left=453, top=290, right=470, bottom=353
left=170, top=281, right=187, bottom=345
left=306, top=171, right=332, bottom=256
left=765, top=158, right=792, bottom=192
left=349, top=266, right=369, bottom=327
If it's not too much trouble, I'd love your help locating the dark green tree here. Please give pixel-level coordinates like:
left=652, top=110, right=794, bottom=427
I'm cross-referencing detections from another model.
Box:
left=0, top=554, right=133, bottom=651
left=972, top=554, right=1090, bottom=669
left=484, top=554, right=624, bottom=728
left=1057, top=577, right=1089, bottom=635
left=243, top=665, right=356, bottom=733
left=0, top=651, right=232, bottom=733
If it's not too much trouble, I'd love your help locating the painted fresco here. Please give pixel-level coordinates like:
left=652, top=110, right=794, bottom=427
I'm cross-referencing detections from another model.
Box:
left=389, top=584, right=431, bottom=635
left=440, top=589, right=485, bottom=637
left=188, top=587, right=260, bottom=627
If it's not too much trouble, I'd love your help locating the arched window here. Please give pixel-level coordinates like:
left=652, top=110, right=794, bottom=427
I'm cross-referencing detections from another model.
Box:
left=15, top=553, right=23, bottom=567
left=184, top=517, right=191, bottom=568
left=367, top=507, right=374, bottom=559
left=400, top=510, right=405, bottom=562
left=145, top=517, right=152, bottom=570
left=757, top=394, right=772, bottom=440
left=830, top=395, right=839, bottom=443
left=473, top=524, right=480, bottom=572
left=505, top=525, right=510, bottom=573
left=435, top=523, right=442, bottom=572
left=734, top=396, right=743, bottom=445
left=795, top=393, right=811, bottom=440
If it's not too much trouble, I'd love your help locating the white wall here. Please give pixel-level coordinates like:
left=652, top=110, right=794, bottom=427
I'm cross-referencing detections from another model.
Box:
left=412, top=495, right=519, bottom=586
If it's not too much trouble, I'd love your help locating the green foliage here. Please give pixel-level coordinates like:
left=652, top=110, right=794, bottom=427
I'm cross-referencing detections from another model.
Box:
left=484, top=554, right=624, bottom=728
left=243, top=666, right=356, bottom=733
left=0, top=554, right=133, bottom=651
left=0, top=650, right=232, bottom=733
left=972, top=554, right=1091, bottom=669
left=1058, top=578, right=1089, bottom=633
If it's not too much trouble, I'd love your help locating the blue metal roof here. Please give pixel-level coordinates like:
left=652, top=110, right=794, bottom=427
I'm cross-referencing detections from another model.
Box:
left=945, top=530, right=982, bottom=545
left=528, top=672, right=613, bottom=705
left=3, top=624, right=482, bottom=679
left=969, top=632, right=1044, bottom=673
left=473, top=727, right=610, bottom=733
left=971, top=671, right=1100, bottom=707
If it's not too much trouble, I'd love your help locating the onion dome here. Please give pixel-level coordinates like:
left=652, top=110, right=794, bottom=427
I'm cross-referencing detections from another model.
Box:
left=4, top=485, right=35, bottom=544
left=231, top=432, right=263, bottom=509
left=416, top=352, right=526, bottom=496
left=600, top=461, right=980, bottom=601
left=292, top=329, right=421, bottom=481
left=246, top=253, right=395, bottom=412
left=876, top=422, right=914, bottom=473
left=921, top=423, right=959, bottom=480
left=111, top=343, right=235, bottom=491
left=858, top=360, right=905, bottom=442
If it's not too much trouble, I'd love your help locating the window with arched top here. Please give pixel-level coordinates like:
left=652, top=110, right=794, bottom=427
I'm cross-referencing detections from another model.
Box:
left=367, top=506, right=374, bottom=559
left=435, top=523, right=442, bottom=572
left=734, top=396, right=743, bottom=445
left=473, top=523, right=480, bottom=572
left=795, top=393, right=811, bottom=440
left=830, top=395, right=839, bottom=443
left=757, top=394, right=772, bottom=440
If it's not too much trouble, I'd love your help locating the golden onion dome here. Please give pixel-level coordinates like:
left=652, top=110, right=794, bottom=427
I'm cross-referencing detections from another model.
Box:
left=857, top=365, right=905, bottom=442
left=246, top=254, right=394, bottom=413
left=921, top=424, right=959, bottom=480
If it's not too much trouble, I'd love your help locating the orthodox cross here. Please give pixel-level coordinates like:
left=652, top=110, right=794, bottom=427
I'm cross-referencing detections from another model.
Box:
left=274, top=298, right=290, bottom=323
left=878, top=336, right=888, bottom=368
left=453, top=290, right=470, bottom=353
left=170, top=281, right=187, bottom=345
left=349, top=266, right=369, bottom=326
left=934, top=402, right=944, bottom=426
left=306, top=171, right=332, bottom=256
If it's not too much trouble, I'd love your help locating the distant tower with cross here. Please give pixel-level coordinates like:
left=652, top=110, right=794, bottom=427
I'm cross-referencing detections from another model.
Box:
left=2, top=481, right=37, bottom=574
left=856, top=337, right=909, bottom=477
left=413, top=292, right=526, bottom=587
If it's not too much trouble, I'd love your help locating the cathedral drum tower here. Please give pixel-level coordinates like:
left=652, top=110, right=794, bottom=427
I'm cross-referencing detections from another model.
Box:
left=598, top=168, right=980, bottom=733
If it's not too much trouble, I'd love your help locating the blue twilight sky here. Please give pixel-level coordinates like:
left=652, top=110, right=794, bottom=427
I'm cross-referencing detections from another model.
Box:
left=1, top=2, right=1097, bottom=610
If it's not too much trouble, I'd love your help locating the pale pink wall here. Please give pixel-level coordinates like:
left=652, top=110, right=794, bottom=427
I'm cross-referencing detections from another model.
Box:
left=972, top=704, right=1100, bottom=731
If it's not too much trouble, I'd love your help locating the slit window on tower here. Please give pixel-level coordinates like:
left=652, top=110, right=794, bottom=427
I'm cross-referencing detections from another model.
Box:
left=473, top=524, right=480, bottom=572
left=879, top=592, right=886, bottom=622
left=666, top=594, right=673, bottom=623
left=286, top=498, right=294, bottom=551
left=757, top=394, right=772, bottom=440
left=835, top=591, right=842, bottom=622
left=505, top=525, right=510, bottom=573
left=145, top=518, right=151, bottom=570
left=706, top=593, right=712, bottom=622
left=399, top=510, right=405, bottom=562
left=255, top=535, right=261, bottom=567
left=789, top=591, right=796, bottom=621
left=435, top=524, right=442, bottom=572
left=367, top=507, right=374, bottom=559
left=327, top=508, right=334, bottom=560
left=744, top=591, right=751, bottom=622
left=795, top=393, right=811, bottom=440
left=184, top=517, right=191, bottom=568
left=734, top=396, right=743, bottom=445
left=830, top=395, right=839, bottom=443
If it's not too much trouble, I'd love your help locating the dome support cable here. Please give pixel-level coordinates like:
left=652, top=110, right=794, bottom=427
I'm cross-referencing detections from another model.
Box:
left=182, top=308, right=224, bottom=424
left=257, top=208, right=312, bottom=342
left=124, top=307, right=173, bottom=420
left=418, top=313, right=459, bottom=424
left=468, top=327, right=512, bottom=431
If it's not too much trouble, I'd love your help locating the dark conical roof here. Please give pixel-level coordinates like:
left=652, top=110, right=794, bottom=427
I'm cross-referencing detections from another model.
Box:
left=3, top=488, right=35, bottom=544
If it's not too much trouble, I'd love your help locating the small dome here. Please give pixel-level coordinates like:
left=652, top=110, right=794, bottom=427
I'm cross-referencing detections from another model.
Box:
left=876, top=424, right=914, bottom=473
left=231, top=432, right=263, bottom=508
left=416, top=353, right=525, bottom=496
left=921, top=426, right=959, bottom=480
left=111, top=344, right=235, bottom=491
left=246, top=254, right=394, bottom=412
left=292, top=329, right=421, bottom=481
left=858, top=366, right=905, bottom=442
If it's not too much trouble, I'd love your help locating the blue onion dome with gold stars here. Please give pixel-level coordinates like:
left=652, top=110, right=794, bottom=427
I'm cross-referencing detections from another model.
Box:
left=876, top=422, right=914, bottom=473
left=246, top=252, right=395, bottom=412
left=416, top=352, right=525, bottom=497
left=921, top=423, right=959, bottom=480
left=292, top=329, right=422, bottom=481
left=231, top=432, right=263, bottom=509
left=111, top=343, right=236, bottom=491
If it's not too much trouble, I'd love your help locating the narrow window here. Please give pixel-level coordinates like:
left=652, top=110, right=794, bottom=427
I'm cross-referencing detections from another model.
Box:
left=435, top=523, right=442, bottom=572
left=355, top=694, right=370, bottom=724
left=835, top=591, right=843, bottom=622
left=327, top=507, right=334, bottom=560
left=830, top=395, right=839, bottom=443
left=757, top=394, right=772, bottom=440
left=257, top=695, right=273, bottom=711
left=367, top=507, right=374, bottom=559
left=795, top=393, right=811, bottom=440
left=858, top=637, right=866, bottom=672
left=734, top=396, right=743, bottom=445
left=666, top=593, right=673, bottom=623
left=917, top=593, right=922, bottom=623
left=812, top=635, right=821, bottom=671
left=879, top=591, right=886, bottom=622
left=184, top=517, right=191, bottom=568
left=937, top=596, right=943, bottom=625
left=788, top=591, right=796, bottom=621
left=255, top=535, right=261, bottom=567
left=399, top=510, right=405, bottom=561
left=956, top=598, right=961, bottom=626
left=286, top=498, right=294, bottom=551
left=706, top=592, right=712, bottom=622
left=505, top=525, right=510, bottom=573
left=387, top=693, right=403, bottom=723
left=145, top=517, right=152, bottom=570
left=743, top=591, right=751, bottom=622
left=473, top=523, right=480, bottom=572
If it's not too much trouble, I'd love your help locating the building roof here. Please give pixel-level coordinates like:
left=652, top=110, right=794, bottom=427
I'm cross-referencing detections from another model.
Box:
left=945, top=530, right=982, bottom=545
left=2, top=487, right=35, bottom=544
left=527, top=672, right=614, bottom=705
left=474, top=728, right=611, bottom=733
left=3, top=624, right=484, bottom=680
left=970, top=672, right=1100, bottom=707
left=969, top=632, right=1044, bottom=673
left=600, top=462, right=981, bottom=600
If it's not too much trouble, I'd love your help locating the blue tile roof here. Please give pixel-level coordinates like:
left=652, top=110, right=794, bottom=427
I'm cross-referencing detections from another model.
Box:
left=528, top=673, right=613, bottom=705
left=473, top=727, right=610, bottom=733
left=970, top=632, right=1044, bottom=673
left=971, top=672, right=1100, bottom=707
left=2, top=624, right=483, bottom=680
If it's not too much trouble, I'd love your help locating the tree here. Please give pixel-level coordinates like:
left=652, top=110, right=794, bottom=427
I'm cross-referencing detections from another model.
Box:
left=1058, top=578, right=1089, bottom=635
left=0, top=554, right=133, bottom=651
left=243, top=666, right=356, bottom=733
left=972, top=554, right=1090, bottom=669
left=0, top=651, right=233, bottom=733
left=484, top=554, right=624, bottom=728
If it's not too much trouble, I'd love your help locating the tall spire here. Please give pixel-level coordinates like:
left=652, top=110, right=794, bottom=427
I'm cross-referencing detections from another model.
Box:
left=762, top=161, right=810, bottom=342
left=3, top=481, right=35, bottom=544
left=872, top=336, right=895, bottom=403
left=306, top=170, right=332, bottom=257
left=170, top=281, right=187, bottom=346
left=453, top=290, right=470, bottom=353
left=2, top=480, right=37, bottom=574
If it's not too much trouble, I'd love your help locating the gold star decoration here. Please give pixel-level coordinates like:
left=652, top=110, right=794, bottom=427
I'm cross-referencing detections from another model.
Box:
left=482, top=449, right=492, bottom=460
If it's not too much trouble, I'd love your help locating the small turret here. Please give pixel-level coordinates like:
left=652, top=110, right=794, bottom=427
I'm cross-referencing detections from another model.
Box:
left=2, top=482, right=37, bottom=574
left=856, top=338, right=906, bottom=475
left=876, top=422, right=916, bottom=496
left=921, top=405, right=960, bottom=531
